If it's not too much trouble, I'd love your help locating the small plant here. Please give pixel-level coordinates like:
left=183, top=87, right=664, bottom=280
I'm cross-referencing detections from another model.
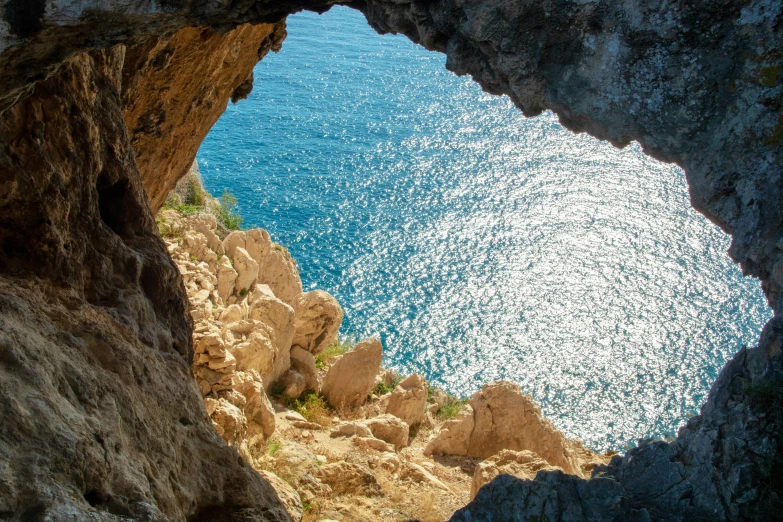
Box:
left=267, top=438, right=282, bottom=457
left=239, top=287, right=248, bottom=297
left=215, top=189, right=244, bottom=231
left=314, top=339, right=353, bottom=370
left=374, top=381, right=395, bottom=396
left=290, top=393, right=333, bottom=427
left=189, top=255, right=198, bottom=262
left=437, top=394, right=467, bottom=420
left=183, top=173, right=205, bottom=206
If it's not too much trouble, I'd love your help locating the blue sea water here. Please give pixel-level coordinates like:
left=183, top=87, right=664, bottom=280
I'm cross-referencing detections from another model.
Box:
left=197, top=6, right=771, bottom=451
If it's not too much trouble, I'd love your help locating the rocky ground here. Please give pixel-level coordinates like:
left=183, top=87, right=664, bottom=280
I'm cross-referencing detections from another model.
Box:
left=155, top=174, right=613, bottom=521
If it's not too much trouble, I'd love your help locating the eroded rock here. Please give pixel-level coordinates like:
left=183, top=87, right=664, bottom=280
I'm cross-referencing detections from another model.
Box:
left=321, top=338, right=383, bottom=410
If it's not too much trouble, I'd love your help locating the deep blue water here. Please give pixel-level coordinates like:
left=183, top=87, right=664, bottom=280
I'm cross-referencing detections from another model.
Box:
left=197, top=6, right=771, bottom=450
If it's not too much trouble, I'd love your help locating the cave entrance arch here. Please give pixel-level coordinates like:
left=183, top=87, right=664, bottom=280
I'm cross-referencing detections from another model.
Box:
left=188, top=6, right=771, bottom=452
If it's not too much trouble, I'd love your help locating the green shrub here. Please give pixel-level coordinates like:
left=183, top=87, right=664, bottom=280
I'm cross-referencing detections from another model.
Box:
left=184, top=173, right=205, bottom=206
left=437, top=395, right=467, bottom=420
left=314, top=339, right=352, bottom=370
left=290, top=393, right=332, bottom=427
left=216, top=189, right=244, bottom=230
left=267, top=438, right=282, bottom=457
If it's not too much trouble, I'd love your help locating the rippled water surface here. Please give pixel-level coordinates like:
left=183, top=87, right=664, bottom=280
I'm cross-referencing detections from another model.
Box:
left=197, top=7, right=771, bottom=450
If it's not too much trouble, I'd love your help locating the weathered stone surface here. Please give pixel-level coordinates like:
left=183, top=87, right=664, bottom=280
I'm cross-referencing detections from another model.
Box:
left=402, top=462, right=452, bottom=493
left=365, top=414, right=410, bottom=450
left=290, top=346, right=319, bottom=392
left=330, top=421, right=373, bottom=439
left=353, top=436, right=396, bottom=453
left=233, top=246, right=259, bottom=294
left=426, top=382, right=583, bottom=475
left=316, top=462, right=382, bottom=497
left=321, top=338, right=383, bottom=410
left=0, top=47, right=289, bottom=520
left=292, top=290, right=344, bottom=355
left=470, top=449, right=560, bottom=500
left=424, top=405, right=475, bottom=457
left=259, top=247, right=304, bottom=306
left=259, top=470, right=304, bottom=522
left=0, top=0, right=781, bottom=519
left=123, top=25, right=287, bottom=212
left=247, top=284, right=296, bottom=382
left=386, top=373, right=428, bottom=427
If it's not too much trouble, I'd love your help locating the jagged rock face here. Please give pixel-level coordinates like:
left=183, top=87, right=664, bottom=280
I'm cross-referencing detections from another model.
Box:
left=0, top=0, right=781, bottom=520
left=0, top=48, right=289, bottom=519
left=122, top=22, right=286, bottom=212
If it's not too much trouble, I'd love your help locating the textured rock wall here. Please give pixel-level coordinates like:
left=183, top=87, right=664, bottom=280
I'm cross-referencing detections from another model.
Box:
left=0, top=0, right=780, bottom=520
left=0, top=46, right=290, bottom=520
left=122, top=22, right=286, bottom=212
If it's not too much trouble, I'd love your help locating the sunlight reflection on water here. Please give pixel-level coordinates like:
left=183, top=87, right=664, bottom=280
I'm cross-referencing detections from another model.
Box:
left=197, top=7, right=771, bottom=450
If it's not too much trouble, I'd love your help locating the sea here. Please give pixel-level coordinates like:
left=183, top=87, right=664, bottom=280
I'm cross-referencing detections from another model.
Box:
left=196, top=6, right=771, bottom=451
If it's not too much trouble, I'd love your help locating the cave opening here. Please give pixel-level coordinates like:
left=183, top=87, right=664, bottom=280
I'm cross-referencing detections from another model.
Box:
left=189, top=6, right=772, bottom=452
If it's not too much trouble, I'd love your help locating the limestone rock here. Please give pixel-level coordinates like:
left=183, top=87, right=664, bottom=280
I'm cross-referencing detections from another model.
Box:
left=216, top=256, right=238, bottom=303
left=471, top=449, right=560, bottom=500
left=292, top=290, right=344, bottom=355
left=280, top=369, right=306, bottom=399
left=425, top=381, right=582, bottom=476
left=246, top=228, right=273, bottom=265
left=402, top=462, right=452, bottom=493
left=231, top=371, right=276, bottom=440
left=275, top=444, right=320, bottom=475
left=424, top=405, right=474, bottom=457
left=233, top=247, right=259, bottom=294
left=353, top=436, right=396, bottom=453
left=321, top=338, right=383, bottom=410
left=222, top=230, right=247, bottom=259
left=330, top=421, right=373, bottom=439
left=386, top=373, right=428, bottom=426
left=259, top=470, right=304, bottom=522
left=258, top=247, right=303, bottom=305
left=247, top=284, right=296, bottom=382
left=316, top=462, right=382, bottom=497
left=290, top=346, right=319, bottom=392
left=229, top=323, right=278, bottom=383
left=211, top=398, right=248, bottom=445
left=365, top=414, right=409, bottom=450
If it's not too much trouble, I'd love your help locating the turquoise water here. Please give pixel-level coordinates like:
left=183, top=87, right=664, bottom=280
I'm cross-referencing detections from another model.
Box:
left=197, top=6, right=771, bottom=450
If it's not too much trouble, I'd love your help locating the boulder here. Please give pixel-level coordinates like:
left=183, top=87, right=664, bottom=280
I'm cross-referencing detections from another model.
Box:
left=424, top=405, right=474, bottom=457
left=231, top=371, right=276, bottom=440
left=275, top=444, right=320, bottom=475
left=290, top=346, right=319, bottom=392
left=386, top=373, right=428, bottom=426
left=233, top=246, right=259, bottom=294
left=321, top=338, right=382, bottom=410
left=315, top=462, right=381, bottom=497
left=353, top=437, right=395, bottom=453
left=424, top=381, right=583, bottom=476
left=246, top=228, right=272, bottom=265
left=471, top=449, right=560, bottom=500
left=402, top=463, right=452, bottom=492
left=229, top=322, right=278, bottom=383
left=259, top=470, right=303, bottom=522
left=365, top=414, right=409, bottom=450
left=222, top=230, right=246, bottom=258
left=258, top=246, right=303, bottom=305
left=330, top=421, right=373, bottom=439
left=210, top=398, right=247, bottom=444
left=247, top=284, right=295, bottom=382
left=216, top=255, right=238, bottom=302
left=292, top=290, right=343, bottom=355
left=280, top=369, right=306, bottom=399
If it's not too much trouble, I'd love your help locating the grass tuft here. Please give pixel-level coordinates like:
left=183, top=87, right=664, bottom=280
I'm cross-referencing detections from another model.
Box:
left=289, top=393, right=333, bottom=427
left=314, top=339, right=352, bottom=370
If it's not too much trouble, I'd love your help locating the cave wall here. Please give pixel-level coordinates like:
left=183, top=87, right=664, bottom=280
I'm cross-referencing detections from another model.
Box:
left=0, top=43, right=290, bottom=520
left=0, top=0, right=780, bottom=520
